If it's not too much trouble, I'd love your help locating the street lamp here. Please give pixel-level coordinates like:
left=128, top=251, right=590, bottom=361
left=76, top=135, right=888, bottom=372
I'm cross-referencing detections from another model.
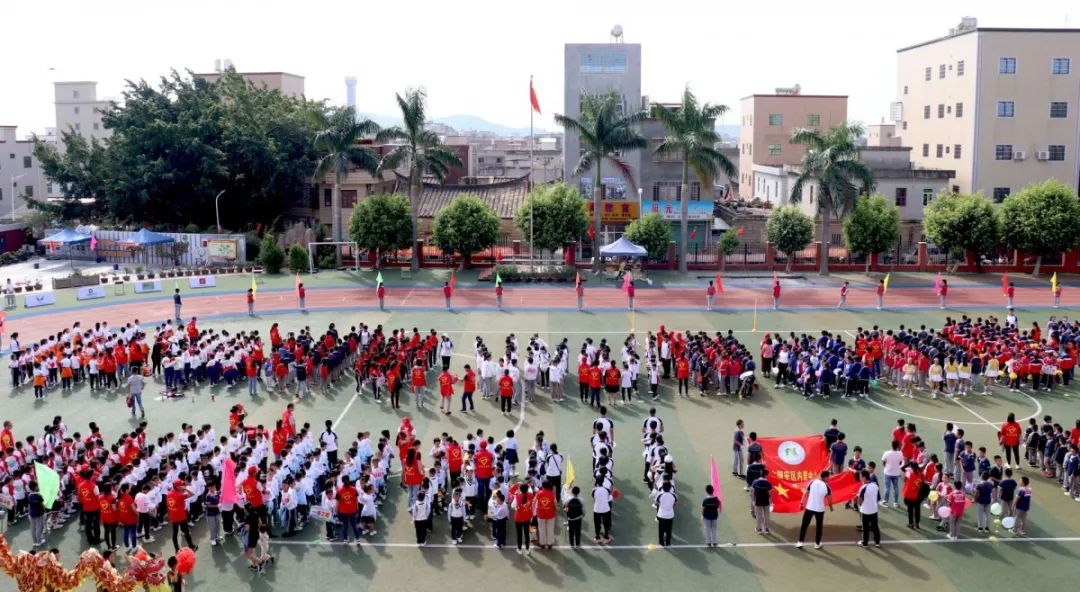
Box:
left=637, top=187, right=643, bottom=219
left=214, top=190, right=227, bottom=232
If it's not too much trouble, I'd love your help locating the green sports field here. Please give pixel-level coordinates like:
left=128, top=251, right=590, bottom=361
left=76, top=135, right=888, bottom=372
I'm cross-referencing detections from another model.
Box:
left=4, top=305, right=1080, bottom=592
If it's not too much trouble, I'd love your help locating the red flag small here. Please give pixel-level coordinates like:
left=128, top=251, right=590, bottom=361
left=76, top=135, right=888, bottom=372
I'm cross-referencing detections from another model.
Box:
left=530, top=79, right=541, bottom=114
left=689, top=227, right=697, bottom=240
left=575, top=272, right=581, bottom=288
left=715, top=274, right=724, bottom=294
left=449, top=273, right=456, bottom=295
left=736, top=227, right=746, bottom=237
left=496, top=251, right=504, bottom=263
left=587, top=226, right=595, bottom=241
left=772, top=270, right=778, bottom=284
left=1001, top=273, right=1009, bottom=295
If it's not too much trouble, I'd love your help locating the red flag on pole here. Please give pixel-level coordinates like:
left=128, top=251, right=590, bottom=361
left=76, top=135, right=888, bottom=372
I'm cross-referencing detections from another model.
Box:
left=530, top=79, right=541, bottom=114
left=715, top=274, right=724, bottom=294
left=449, top=272, right=456, bottom=296
left=756, top=435, right=861, bottom=513
left=772, top=270, right=778, bottom=284
left=689, top=227, right=697, bottom=240
left=587, top=226, right=595, bottom=241
left=294, top=272, right=301, bottom=296
left=575, top=272, right=581, bottom=288
left=622, top=271, right=632, bottom=293
left=1001, top=273, right=1009, bottom=295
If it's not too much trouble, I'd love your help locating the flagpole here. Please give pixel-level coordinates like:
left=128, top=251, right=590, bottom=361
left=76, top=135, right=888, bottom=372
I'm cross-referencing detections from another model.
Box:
left=529, top=74, right=535, bottom=270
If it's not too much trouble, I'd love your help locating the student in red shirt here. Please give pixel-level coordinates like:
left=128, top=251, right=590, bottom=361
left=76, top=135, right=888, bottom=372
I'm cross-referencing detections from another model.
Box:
left=99, top=483, right=119, bottom=551
left=167, top=480, right=197, bottom=551
left=876, top=279, right=886, bottom=310
left=499, top=370, right=515, bottom=414
left=772, top=280, right=781, bottom=310
left=442, top=281, right=453, bottom=311
left=626, top=281, right=636, bottom=311
left=461, top=364, right=476, bottom=412
left=117, top=484, right=139, bottom=552
left=534, top=480, right=558, bottom=548
left=675, top=353, right=691, bottom=397
left=337, top=476, right=361, bottom=543
left=377, top=282, right=386, bottom=311
left=706, top=280, right=716, bottom=311
left=474, top=441, right=495, bottom=508
left=271, top=420, right=289, bottom=460
left=512, top=482, right=534, bottom=554
left=76, top=471, right=102, bottom=545
left=246, top=288, right=255, bottom=317
left=438, top=369, right=458, bottom=415
left=495, top=282, right=504, bottom=311
left=577, top=360, right=591, bottom=402
left=587, top=363, right=603, bottom=408
left=411, top=359, right=427, bottom=409
left=901, top=463, right=925, bottom=529
left=1000, top=412, right=1023, bottom=467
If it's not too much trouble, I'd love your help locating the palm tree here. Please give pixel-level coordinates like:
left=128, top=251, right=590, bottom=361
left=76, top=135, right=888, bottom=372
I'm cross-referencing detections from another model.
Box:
left=653, top=86, right=735, bottom=273
left=377, top=88, right=463, bottom=272
left=312, top=106, right=381, bottom=267
left=554, top=92, right=647, bottom=272
left=789, top=123, right=875, bottom=275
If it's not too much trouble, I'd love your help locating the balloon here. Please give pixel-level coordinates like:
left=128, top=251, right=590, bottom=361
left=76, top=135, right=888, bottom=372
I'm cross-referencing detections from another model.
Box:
left=1002, top=516, right=1016, bottom=529
left=612, top=488, right=622, bottom=500
left=937, top=506, right=952, bottom=518
left=175, top=547, right=196, bottom=575
left=990, top=503, right=1002, bottom=516
left=928, top=491, right=940, bottom=502
left=871, top=379, right=879, bottom=388
left=1009, top=372, right=1018, bottom=380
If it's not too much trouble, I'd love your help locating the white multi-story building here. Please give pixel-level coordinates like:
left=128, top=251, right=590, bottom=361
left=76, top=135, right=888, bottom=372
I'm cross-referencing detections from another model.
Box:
left=894, top=18, right=1080, bottom=199
left=53, top=81, right=112, bottom=150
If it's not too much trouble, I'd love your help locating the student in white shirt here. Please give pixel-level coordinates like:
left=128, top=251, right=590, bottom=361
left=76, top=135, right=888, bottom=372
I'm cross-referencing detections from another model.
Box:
left=592, top=477, right=612, bottom=544
left=653, top=480, right=677, bottom=546
left=796, top=470, right=834, bottom=549
left=410, top=491, right=431, bottom=546
left=856, top=470, right=881, bottom=547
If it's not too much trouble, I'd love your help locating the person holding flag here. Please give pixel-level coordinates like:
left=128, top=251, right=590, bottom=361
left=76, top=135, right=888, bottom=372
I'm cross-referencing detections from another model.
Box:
left=173, top=288, right=182, bottom=321
left=938, top=278, right=948, bottom=309
left=1052, top=272, right=1062, bottom=308
left=771, top=274, right=781, bottom=310
left=837, top=281, right=849, bottom=309
left=1005, top=277, right=1015, bottom=309
left=878, top=275, right=888, bottom=310
left=706, top=280, right=716, bottom=311
left=297, top=280, right=306, bottom=311
left=495, top=272, right=504, bottom=311
left=623, top=273, right=635, bottom=311
left=575, top=272, right=585, bottom=312
left=376, top=272, right=386, bottom=311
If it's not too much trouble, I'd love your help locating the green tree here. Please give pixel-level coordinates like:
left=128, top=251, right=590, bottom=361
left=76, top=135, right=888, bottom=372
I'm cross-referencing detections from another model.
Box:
left=554, top=91, right=647, bottom=272
left=432, top=195, right=501, bottom=269
left=348, top=194, right=413, bottom=269
left=717, top=230, right=741, bottom=273
left=842, top=195, right=901, bottom=273
left=311, top=105, right=381, bottom=266
left=652, top=86, right=734, bottom=273
left=1001, top=180, right=1080, bottom=276
left=514, top=183, right=589, bottom=254
left=288, top=244, right=310, bottom=273
left=789, top=124, right=875, bottom=275
left=923, top=192, right=1001, bottom=267
left=32, top=130, right=109, bottom=219
left=258, top=234, right=285, bottom=274
left=377, top=89, right=463, bottom=272
left=624, top=213, right=672, bottom=261
left=767, top=206, right=814, bottom=272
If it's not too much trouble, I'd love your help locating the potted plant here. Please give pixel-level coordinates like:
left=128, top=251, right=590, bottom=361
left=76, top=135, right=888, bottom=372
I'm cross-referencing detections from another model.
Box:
left=33, top=281, right=43, bottom=291
left=136, top=266, right=145, bottom=280
left=13, top=285, right=22, bottom=293
left=100, top=275, right=109, bottom=284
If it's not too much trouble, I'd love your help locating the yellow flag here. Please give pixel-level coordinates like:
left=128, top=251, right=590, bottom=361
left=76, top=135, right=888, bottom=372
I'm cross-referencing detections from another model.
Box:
left=883, top=273, right=890, bottom=294
left=1051, top=272, right=1058, bottom=293
left=250, top=273, right=257, bottom=296
left=565, top=458, right=575, bottom=488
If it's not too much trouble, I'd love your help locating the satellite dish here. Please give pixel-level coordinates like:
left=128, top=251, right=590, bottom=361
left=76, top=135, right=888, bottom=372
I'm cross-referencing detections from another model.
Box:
left=611, top=25, right=623, bottom=38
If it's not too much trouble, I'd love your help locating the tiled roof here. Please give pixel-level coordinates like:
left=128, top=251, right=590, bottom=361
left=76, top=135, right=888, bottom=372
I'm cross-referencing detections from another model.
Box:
left=395, top=173, right=531, bottom=219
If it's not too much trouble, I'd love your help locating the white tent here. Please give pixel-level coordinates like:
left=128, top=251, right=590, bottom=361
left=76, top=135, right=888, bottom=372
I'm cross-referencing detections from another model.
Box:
left=599, top=236, right=648, bottom=257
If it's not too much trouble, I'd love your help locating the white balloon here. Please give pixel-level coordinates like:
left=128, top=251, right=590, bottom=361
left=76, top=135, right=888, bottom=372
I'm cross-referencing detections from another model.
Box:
left=1002, top=516, right=1016, bottom=529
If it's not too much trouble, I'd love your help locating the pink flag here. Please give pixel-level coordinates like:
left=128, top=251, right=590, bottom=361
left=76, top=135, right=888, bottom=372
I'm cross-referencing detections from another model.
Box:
left=89, top=236, right=98, bottom=251
left=772, top=270, right=778, bottom=284
left=220, top=457, right=240, bottom=505
left=934, top=272, right=942, bottom=296
left=622, top=271, right=632, bottom=293
left=709, top=456, right=724, bottom=508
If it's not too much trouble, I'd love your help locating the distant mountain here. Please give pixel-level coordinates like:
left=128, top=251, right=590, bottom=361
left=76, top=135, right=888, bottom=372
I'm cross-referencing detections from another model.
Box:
left=358, top=113, right=549, bottom=137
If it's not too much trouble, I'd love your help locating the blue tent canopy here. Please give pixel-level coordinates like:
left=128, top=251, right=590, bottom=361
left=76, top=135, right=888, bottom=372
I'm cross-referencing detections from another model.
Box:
left=120, top=228, right=175, bottom=247
left=599, top=236, right=648, bottom=258
left=39, top=228, right=92, bottom=245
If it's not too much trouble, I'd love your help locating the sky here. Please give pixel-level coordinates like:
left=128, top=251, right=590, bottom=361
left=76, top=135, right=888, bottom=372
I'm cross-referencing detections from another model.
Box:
left=1, top=0, right=1075, bottom=138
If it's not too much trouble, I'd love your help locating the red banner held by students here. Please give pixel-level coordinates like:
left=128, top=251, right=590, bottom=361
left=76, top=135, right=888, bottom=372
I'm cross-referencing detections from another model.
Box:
left=756, top=435, right=861, bottom=513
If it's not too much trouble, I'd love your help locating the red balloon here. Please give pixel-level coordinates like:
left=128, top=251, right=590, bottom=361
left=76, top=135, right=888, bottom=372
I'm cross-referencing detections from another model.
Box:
left=175, top=547, right=197, bottom=574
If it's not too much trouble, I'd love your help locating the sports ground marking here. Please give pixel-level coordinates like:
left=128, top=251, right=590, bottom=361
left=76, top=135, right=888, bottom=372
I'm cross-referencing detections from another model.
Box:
left=864, top=388, right=1043, bottom=428
left=267, top=535, right=1080, bottom=551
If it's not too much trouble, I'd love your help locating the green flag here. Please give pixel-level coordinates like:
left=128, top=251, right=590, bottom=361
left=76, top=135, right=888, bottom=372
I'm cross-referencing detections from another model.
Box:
left=375, top=271, right=383, bottom=285
left=35, top=462, right=60, bottom=509
left=174, top=279, right=180, bottom=291
left=495, top=272, right=502, bottom=286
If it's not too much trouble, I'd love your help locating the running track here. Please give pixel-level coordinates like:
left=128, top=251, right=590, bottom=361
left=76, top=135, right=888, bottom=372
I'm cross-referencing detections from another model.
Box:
left=6, top=284, right=1071, bottom=343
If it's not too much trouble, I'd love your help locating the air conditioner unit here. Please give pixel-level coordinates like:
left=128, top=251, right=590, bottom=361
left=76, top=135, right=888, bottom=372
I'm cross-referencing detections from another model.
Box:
left=1036, top=151, right=1050, bottom=161
left=1012, top=151, right=1026, bottom=161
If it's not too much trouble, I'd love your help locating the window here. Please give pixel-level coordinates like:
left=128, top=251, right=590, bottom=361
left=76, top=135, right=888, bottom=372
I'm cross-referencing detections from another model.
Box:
left=72, top=90, right=79, bottom=98
left=999, top=57, right=1016, bottom=74
left=653, top=181, right=680, bottom=200
left=922, top=189, right=935, bottom=206
left=995, top=144, right=1014, bottom=160
left=923, top=105, right=931, bottom=119
left=768, top=144, right=781, bottom=155
left=23, top=156, right=31, bottom=168
left=997, top=101, right=1014, bottom=117
left=955, top=102, right=963, bottom=117
left=957, top=60, right=965, bottom=76
left=902, top=121, right=908, bottom=130
left=936, top=144, right=943, bottom=158
left=24, top=186, right=33, bottom=198
left=1050, top=102, right=1068, bottom=118
left=323, top=188, right=332, bottom=207
left=903, top=85, right=909, bottom=95
left=925, top=67, right=932, bottom=81
left=992, top=187, right=1010, bottom=203
left=939, top=64, right=946, bottom=78
left=937, top=104, right=945, bottom=118
left=92, top=122, right=99, bottom=131
left=1052, top=58, right=1071, bottom=75
left=1048, top=145, right=1066, bottom=161
left=954, top=144, right=962, bottom=159
left=73, top=106, right=80, bottom=115
left=74, top=123, right=81, bottom=130
left=806, top=114, right=820, bottom=126
left=768, top=114, right=783, bottom=126
left=922, top=143, right=929, bottom=157
left=894, top=188, right=907, bottom=207
left=340, top=189, right=358, bottom=208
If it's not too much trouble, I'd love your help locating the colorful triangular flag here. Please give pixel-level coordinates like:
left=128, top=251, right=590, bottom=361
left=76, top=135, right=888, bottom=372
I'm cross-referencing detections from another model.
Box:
left=251, top=273, right=257, bottom=296
left=495, top=272, right=502, bottom=286
left=883, top=273, right=891, bottom=294
left=709, top=456, right=723, bottom=508
left=375, top=270, right=384, bottom=285
left=295, top=272, right=301, bottom=296
left=575, top=271, right=581, bottom=288
left=934, top=271, right=942, bottom=296
left=1001, top=273, right=1010, bottom=295
left=1051, top=272, right=1058, bottom=294
left=622, top=271, right=632, bottom=293
left=35, top=462, right=60, bottom=509
left=715, top=273, right=724, bottom=294
left=449, top=272, right=456, bottom=295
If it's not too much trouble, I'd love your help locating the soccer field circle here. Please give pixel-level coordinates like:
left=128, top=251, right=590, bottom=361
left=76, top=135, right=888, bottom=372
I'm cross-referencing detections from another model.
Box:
left=4, top=298, right=1080, bottom=592
left=862, top=387, right=1044, bottom=427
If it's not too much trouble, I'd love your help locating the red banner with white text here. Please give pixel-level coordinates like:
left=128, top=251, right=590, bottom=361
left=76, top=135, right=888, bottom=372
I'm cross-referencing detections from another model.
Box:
left=757, top=435, right=861, bottom=513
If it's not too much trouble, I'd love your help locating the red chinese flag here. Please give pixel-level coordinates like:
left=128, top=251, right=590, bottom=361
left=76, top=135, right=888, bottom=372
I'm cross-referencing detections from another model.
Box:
left=714, top=274, right=724, bottom=294
left=587, top=226, right=595, bottom=241
left=1001, top=273, right=1009, bottom=295
left=756, top=435, right=861, bottom=513
left=530, top=79, right=541, bottom=114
